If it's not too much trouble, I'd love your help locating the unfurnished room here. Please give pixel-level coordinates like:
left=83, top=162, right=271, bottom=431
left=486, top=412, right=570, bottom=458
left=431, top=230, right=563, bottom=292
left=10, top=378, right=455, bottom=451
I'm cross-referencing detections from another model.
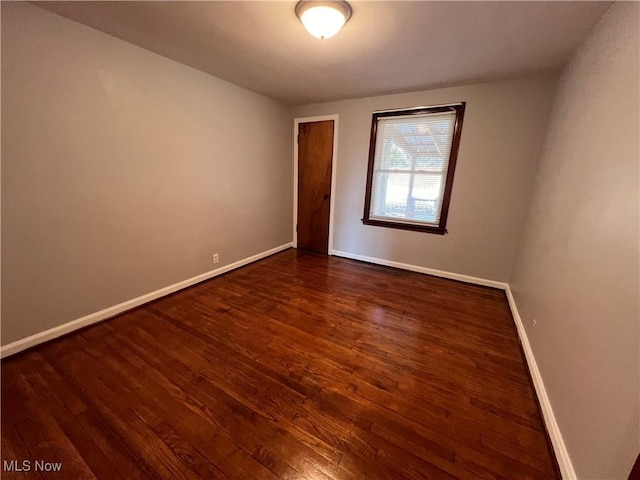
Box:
left=1, top=1, right=638, bottom=479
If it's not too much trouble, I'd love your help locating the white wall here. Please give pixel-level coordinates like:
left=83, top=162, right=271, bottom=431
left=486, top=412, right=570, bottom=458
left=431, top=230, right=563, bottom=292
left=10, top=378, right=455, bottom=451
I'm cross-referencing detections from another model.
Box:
left=294, top=76, right=557, bottom=282
left=1, top=3, right=293, bottom=345
left=509, top=3, right=639, bottom=479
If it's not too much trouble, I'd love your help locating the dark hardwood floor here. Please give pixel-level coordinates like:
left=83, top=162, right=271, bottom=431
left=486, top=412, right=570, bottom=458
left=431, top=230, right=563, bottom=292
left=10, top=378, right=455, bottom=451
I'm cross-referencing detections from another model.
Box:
left=1, top=249, right=559, bottom=479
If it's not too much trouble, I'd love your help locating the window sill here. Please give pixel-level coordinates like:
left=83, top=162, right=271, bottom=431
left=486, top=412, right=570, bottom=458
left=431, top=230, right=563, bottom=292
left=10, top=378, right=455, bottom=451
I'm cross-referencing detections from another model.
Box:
left=362, top=218, right=447, bottom=235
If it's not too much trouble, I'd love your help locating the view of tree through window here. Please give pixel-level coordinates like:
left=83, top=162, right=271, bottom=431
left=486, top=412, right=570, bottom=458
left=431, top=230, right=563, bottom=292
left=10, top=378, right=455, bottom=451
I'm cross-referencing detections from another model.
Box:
left=363, top=104, right=466, bottom=234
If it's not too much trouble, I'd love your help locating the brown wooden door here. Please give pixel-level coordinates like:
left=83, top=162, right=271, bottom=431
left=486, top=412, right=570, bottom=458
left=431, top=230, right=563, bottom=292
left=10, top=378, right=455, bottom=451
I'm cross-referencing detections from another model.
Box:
left=297, top=120, right=334, bottom=254
left=629, top=454, right=640, bottom=480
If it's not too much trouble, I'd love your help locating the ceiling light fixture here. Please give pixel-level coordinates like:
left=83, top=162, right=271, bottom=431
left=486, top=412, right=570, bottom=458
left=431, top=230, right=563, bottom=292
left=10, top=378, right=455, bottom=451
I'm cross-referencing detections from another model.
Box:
left=295, top=1, right=352, bottom=40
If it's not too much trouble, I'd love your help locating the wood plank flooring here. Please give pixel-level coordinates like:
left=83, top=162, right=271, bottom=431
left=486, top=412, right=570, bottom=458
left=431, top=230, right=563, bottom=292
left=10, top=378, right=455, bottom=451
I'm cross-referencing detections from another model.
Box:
left=1, top=249, right=559, bottom=479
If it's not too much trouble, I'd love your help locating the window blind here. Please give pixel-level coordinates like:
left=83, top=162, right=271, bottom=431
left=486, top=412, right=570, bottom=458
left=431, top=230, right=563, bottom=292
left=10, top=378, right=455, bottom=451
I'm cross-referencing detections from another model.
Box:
left=369, top=110, right=457, bottom=226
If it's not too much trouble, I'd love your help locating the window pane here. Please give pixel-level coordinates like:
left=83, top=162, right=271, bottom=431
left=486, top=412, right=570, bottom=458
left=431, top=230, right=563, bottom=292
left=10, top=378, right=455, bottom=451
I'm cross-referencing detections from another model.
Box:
left=363, top=104, right=465, bottom=233
left=414, top=156, right=444, bottom=171
left=377, top=140, right=412, bottom=170
left=371, top=172, right=411, bottom=219
left=376, top=113, right=456, bottom=175
left=411, top=174, right=443, bottom=223
left=371, top=173, right=444, bottom=224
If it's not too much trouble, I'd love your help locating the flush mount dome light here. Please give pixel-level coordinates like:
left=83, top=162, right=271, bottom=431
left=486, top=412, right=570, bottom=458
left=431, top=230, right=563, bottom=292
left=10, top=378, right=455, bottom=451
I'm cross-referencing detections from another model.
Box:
left=295, top=1, right=352, bottom=39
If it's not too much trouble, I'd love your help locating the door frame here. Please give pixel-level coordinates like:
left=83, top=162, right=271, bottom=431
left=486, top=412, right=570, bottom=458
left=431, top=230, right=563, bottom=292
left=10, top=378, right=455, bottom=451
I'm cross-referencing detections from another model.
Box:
left=293, top=114, right=339, bottom=254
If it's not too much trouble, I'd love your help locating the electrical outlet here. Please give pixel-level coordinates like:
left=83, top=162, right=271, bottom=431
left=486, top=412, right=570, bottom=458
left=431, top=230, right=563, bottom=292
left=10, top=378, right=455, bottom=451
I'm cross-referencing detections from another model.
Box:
left=532, top=318, right=537, bottom=326
left=213, top=253, right=219, bottom=264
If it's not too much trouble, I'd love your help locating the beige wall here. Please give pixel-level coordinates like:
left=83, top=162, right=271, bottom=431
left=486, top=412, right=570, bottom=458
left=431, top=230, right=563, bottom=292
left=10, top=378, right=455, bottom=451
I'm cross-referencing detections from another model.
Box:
left=1, top=3, right=293, bottom=345
left=294, top=76, right=557, bottom=282
left=509, top=3, right=639, bottom=479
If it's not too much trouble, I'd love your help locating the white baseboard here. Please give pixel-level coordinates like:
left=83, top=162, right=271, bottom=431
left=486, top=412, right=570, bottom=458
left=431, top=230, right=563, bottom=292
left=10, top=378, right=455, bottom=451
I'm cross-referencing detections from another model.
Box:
left=505, top=285, right=576, bottom=480
left=331, top=250, right=508, bottom=290
left=0, top=242, right=293, bottom=359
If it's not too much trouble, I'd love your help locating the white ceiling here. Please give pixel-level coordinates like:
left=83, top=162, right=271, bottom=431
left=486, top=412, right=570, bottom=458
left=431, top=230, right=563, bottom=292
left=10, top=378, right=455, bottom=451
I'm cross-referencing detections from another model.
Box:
left=36, top=1, right=611, bottom=105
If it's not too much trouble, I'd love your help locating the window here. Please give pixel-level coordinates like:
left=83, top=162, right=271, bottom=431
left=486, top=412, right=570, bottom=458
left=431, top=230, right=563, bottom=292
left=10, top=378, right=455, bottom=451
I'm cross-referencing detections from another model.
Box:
left=362, top=103, right=465, bottom=235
